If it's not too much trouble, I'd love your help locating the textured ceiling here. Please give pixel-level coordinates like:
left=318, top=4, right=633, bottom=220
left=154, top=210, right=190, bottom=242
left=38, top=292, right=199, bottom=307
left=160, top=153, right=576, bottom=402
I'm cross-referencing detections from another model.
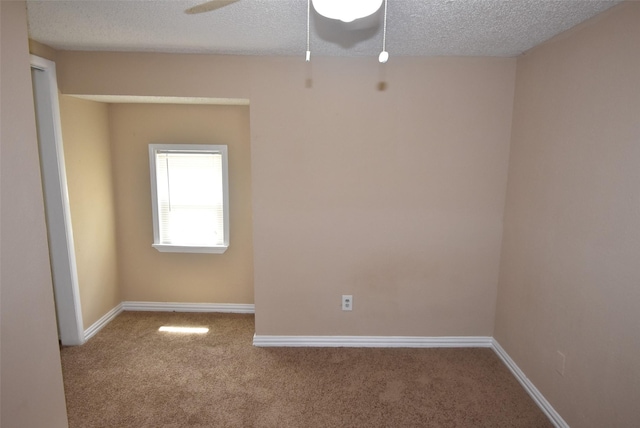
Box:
left=27, top=0, right=620, bottom=58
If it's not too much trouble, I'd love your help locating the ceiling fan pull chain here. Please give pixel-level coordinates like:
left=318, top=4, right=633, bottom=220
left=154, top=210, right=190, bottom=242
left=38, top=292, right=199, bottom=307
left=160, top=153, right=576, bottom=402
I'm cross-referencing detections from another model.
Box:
left=306, top=0, right=311, bottom=61
left=379, top=0, right=389, bottom=63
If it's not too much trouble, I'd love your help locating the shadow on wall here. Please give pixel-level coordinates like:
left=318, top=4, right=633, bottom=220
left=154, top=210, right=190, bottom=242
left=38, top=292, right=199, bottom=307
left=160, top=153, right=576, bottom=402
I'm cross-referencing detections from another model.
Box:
left=303, top=57, right=389, bottom=91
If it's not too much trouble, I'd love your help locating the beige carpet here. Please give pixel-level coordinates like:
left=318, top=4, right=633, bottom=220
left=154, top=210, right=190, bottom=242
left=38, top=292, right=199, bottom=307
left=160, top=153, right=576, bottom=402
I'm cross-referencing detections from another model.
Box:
left=61, top=312, right=552, bottom=427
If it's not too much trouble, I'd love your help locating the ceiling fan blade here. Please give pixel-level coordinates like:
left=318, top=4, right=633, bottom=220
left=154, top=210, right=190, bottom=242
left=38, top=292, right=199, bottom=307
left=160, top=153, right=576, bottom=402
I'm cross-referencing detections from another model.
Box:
left=185, top=0, right=240, bottom=15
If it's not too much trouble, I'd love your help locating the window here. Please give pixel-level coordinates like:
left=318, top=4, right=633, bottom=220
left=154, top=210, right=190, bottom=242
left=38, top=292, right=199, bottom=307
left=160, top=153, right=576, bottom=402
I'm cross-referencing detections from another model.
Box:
left=149, top=144, right=229, bottom=253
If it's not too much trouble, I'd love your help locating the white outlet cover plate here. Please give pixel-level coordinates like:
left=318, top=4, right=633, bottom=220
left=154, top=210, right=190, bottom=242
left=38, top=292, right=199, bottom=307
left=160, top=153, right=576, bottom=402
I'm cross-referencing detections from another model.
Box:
left=342, top=295, right=353, bottom=311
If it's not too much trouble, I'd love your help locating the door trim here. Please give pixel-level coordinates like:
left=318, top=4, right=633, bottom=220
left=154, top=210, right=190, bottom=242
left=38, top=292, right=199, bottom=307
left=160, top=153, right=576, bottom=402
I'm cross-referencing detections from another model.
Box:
left=31, top=55, right=84, bottom=346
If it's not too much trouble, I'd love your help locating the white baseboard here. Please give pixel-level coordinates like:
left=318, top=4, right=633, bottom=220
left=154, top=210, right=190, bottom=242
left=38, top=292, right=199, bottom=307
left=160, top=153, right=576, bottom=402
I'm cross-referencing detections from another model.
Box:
left=81, top=306, right=563, bottom=428
left=84, top=303, right=123, bottom=341
left=491, top=339, right=568, bottom=428
left=252, top=335, right=564, bottom=427
left=253, top=335, right=493, bottom=348
left=121, top=301, right=255, bottom=313
left=82, top=301, right=253, bottom=342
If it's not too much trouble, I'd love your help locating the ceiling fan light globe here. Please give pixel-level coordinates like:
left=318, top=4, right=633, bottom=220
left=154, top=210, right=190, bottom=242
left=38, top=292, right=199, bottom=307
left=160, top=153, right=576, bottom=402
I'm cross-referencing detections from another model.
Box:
left=312, top=0, right=384, bottom=23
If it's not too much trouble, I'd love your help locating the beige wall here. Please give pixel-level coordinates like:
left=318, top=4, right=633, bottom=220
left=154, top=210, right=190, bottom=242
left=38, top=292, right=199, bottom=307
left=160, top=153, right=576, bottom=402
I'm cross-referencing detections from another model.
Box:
left=250, top=58, right=515, bottom=336
left=59, top=95, right=121, bottom=327
left=29, top=39, right=57, bottom=62
left=494, top=3, right=640, bottom=427
left=0, top=2, right=69, bottom=427
left=57, top=53, right=516, bottom=336
left=109, top=103, right=254, bottom=303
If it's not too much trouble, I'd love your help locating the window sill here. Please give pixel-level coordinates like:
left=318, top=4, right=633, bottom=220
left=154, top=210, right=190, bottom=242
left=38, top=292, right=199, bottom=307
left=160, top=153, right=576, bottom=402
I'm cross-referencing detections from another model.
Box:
left=152, top=244, right=228, bottom=254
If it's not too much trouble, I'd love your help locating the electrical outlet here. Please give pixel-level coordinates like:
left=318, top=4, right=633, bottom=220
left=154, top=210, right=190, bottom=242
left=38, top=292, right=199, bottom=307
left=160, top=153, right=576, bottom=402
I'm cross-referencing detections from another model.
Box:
left=556, top=351, right=566, bottom=376
left=342, top=295, right=353, bottom=311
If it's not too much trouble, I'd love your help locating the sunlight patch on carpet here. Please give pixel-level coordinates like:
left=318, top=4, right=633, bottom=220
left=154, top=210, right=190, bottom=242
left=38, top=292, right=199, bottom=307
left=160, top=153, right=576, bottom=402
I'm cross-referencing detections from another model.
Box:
left=159, top=326, right=209, bottom=334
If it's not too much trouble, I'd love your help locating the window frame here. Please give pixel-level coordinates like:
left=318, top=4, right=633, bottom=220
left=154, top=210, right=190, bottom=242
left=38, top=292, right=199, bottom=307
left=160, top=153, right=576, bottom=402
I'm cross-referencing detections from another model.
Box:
left=148, top=143, right=229, bottom=254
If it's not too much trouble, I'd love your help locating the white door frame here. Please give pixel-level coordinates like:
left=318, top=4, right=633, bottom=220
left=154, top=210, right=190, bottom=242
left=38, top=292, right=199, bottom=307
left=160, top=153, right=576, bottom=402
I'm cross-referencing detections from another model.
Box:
left=31, top=55, right=85, bottom=346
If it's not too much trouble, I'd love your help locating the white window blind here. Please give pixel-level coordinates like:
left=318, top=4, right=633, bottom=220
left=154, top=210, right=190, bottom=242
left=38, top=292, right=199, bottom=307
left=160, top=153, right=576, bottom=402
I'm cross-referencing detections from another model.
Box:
left=149, top=144, right=229, bottom=253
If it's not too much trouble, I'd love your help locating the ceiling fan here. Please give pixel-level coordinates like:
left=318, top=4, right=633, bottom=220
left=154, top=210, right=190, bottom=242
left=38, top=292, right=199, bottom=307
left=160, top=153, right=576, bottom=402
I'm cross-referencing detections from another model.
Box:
left=184, top=0, right=390, bottom=62
left=186, top=0, right=385, bottom=21
left=185, top=0, right=240, bottom=15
